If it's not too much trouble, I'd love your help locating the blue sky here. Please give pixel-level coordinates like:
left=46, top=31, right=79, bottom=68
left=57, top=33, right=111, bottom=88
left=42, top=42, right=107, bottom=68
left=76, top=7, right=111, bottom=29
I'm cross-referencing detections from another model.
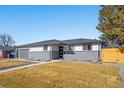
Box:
left=0, top=5, right=101, bottom=45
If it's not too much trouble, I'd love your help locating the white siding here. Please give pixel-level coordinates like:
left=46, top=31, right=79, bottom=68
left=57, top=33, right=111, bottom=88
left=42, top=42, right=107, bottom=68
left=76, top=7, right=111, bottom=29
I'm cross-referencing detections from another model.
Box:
left=92, top=44, right=101, bottom=51
left=29, top=47, right=43, bottom=51
left=75, top=45, right=83, bottom=51
left=48, top=46, right=51, bottom=51
left=19, top=46, right=52, bottom=52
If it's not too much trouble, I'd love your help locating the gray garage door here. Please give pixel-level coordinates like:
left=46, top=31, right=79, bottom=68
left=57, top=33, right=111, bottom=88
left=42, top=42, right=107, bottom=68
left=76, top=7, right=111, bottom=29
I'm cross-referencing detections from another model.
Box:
left=19, top=49, right=29, bottom=59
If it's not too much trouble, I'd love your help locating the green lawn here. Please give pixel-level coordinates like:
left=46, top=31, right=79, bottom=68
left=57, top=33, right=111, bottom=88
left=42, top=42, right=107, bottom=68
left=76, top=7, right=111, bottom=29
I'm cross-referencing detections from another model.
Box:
left=0, top=61, right=121, bottom=88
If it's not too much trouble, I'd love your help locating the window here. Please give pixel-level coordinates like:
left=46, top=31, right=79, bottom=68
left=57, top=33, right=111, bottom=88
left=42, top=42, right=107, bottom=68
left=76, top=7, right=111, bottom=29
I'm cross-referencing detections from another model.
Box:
left=64, top=46, right=67, bottom=51
left=43, top=46, right=48, bottom=51
left=83, top=45, right=92, bottom=50
left=68, top=45, right=74, bottom=51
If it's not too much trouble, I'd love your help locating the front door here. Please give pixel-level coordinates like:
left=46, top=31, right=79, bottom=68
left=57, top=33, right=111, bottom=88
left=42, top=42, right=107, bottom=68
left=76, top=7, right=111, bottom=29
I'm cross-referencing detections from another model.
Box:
left=59, top=46, right=63, bottom=59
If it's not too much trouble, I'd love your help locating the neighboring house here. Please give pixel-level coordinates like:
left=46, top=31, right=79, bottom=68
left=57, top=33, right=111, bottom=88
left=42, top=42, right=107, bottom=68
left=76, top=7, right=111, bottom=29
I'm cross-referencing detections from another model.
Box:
left=0, top=46, right=16, bottom=58
left=16, top=38, right=103, bottom=62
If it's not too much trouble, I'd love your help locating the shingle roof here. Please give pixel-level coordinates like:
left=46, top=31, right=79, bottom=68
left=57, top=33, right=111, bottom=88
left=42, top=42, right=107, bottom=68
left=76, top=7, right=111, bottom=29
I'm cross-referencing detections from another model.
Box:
left=17, top=38, right=101, bottom=48
left=17, top=39, right=62, bottom=48
left=62, top=38, right=101, bottom=45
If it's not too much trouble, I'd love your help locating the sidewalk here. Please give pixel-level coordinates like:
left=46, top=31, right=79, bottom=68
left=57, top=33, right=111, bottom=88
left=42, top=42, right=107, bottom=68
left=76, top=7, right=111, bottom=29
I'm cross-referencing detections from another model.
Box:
left=119, top=64, right=124, bottom=87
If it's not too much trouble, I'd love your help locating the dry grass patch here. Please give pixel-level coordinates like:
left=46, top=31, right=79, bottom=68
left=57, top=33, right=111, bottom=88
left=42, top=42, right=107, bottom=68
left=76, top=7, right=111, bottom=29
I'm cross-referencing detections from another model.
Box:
left=0, top=60, right=27, bottom=68
left=0, top=61, right=121, bottom=88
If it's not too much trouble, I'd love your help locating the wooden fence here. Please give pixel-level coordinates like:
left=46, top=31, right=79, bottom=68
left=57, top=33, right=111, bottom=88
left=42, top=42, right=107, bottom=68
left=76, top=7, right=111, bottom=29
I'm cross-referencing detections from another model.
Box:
left=101, top=48, right=124, bottom=63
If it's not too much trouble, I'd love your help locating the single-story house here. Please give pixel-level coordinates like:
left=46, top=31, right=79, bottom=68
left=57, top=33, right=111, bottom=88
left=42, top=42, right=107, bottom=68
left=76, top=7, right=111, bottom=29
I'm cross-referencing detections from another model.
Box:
left=0, top=46, right=16, bottom=58
left=16, top=38, right=103, bottom=62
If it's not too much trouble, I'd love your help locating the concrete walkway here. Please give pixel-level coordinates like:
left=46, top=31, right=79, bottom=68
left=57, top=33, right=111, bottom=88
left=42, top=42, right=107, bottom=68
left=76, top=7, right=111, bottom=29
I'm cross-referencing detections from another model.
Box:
left=0, top=62, right=38, bottom=70
left=0, top=59, right=61, bottom=74
left=119, top=64, right=124, bottom=87
left=0, top=61, right=51, bottom=74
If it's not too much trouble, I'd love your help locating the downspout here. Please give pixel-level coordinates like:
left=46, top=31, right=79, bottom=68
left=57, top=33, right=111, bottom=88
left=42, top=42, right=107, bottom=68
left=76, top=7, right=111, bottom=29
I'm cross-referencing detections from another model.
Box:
left=98, top=41, right=101, bottom=63
left=50, top=46, right=52, bottom=61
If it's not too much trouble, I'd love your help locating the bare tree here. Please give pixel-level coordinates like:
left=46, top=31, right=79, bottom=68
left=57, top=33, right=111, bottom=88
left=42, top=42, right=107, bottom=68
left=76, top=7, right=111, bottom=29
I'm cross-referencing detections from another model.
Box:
left=0, top=33, right=15, bottom=46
